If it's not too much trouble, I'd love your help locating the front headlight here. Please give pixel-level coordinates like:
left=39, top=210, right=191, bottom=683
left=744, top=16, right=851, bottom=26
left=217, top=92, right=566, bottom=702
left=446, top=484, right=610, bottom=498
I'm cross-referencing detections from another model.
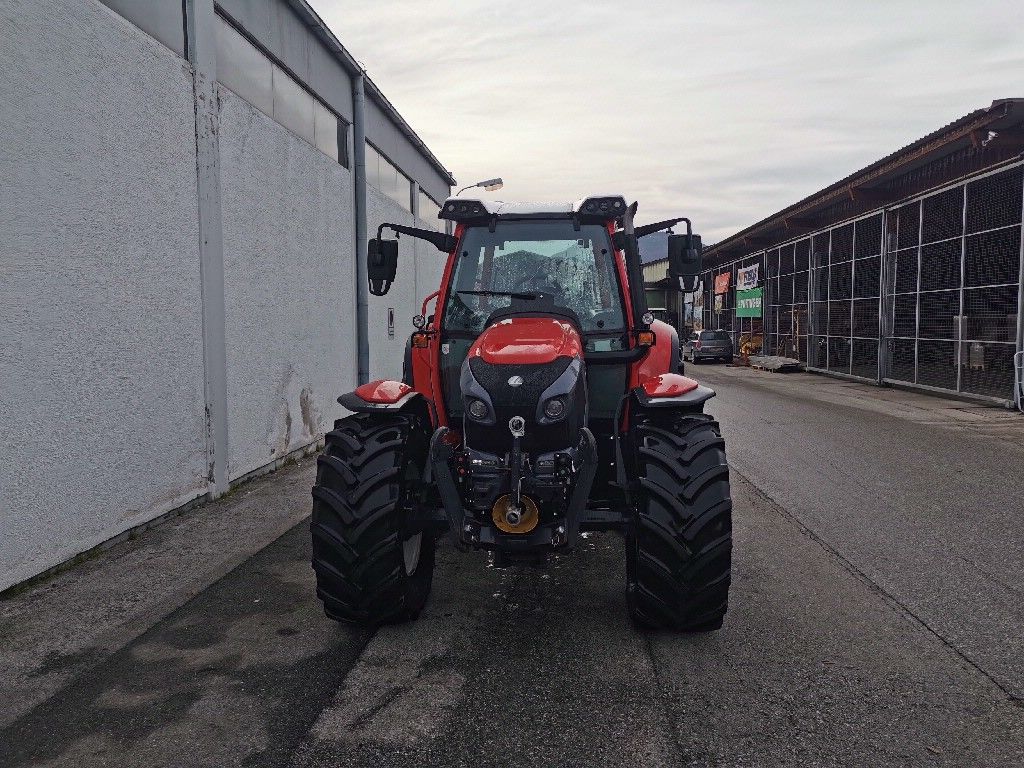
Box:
left=467, top=399, right=489, bottom=420
left=542, top=397, right=565, bottom=420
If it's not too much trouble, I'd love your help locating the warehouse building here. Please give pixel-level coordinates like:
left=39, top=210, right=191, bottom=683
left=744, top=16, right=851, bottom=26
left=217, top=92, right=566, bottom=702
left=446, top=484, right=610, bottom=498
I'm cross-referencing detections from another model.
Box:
left=688, top=100, right=1024, bottom=407
left=1, top=0, right=454, bottom=590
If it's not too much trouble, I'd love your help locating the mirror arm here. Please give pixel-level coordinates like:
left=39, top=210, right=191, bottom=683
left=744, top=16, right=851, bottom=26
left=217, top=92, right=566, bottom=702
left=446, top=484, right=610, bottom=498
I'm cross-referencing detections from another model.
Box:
left=613, top=216, right=693, bottom=249
left=377, top=222, right=457, bottom=253
left=635, top=216, right=692, bottom=239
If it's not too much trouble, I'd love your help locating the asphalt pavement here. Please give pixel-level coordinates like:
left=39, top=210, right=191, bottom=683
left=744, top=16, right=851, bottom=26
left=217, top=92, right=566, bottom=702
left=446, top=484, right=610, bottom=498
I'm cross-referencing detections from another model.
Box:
left=693, top=364, right=1024, bottom=701
left=2, top=367, right=1022, bottom=767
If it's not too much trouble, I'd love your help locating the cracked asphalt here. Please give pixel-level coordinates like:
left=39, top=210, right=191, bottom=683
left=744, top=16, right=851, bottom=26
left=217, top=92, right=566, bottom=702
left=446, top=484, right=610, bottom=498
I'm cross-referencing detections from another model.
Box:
left=2, top=367, right=1022, bottom=767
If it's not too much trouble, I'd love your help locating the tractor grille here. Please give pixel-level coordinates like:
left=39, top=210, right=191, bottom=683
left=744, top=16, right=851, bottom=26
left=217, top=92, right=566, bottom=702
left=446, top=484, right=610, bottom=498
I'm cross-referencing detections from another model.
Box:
left=465, top=355, right=581, bottom=454
left=468, top=356, right=572, bottom=408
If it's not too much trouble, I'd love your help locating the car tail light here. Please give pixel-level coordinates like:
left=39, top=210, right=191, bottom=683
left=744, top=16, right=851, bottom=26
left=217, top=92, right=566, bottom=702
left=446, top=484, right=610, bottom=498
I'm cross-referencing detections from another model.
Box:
left=636, top=331, right=655, bottom=346
left=412, top=332, right=430, bottom=348
left=694, top=340, right=702, bottom=350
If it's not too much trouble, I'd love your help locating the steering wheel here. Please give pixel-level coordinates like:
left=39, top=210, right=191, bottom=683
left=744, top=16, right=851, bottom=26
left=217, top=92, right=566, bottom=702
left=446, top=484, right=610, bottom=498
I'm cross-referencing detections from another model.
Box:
left=513, top=274, right=560, bottom=295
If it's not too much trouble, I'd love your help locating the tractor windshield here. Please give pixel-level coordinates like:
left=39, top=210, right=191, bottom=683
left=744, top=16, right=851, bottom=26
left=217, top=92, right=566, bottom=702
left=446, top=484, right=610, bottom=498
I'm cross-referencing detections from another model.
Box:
left=443, top=221, right=626, bottom=339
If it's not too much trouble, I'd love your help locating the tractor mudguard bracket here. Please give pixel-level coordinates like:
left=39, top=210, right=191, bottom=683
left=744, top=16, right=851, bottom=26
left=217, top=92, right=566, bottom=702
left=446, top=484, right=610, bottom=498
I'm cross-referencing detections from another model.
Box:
left=563, top=428, right=598, bottom=546
left=428, top=427, right=469, bottom=550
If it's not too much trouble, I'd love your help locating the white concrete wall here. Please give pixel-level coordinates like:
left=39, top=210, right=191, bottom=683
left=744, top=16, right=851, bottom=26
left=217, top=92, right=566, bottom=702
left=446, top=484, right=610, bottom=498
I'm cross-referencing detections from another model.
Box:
left=413, top=217, right=449, bottom=332
left=366, top=187, right=417, bottom=381
left=363, top=188, right=449, bottom=382
left=219, top=88, right=356, bottom=479
left=0, top=0, right=450, bottom=591
left=0, top=0, right=208, bottom=590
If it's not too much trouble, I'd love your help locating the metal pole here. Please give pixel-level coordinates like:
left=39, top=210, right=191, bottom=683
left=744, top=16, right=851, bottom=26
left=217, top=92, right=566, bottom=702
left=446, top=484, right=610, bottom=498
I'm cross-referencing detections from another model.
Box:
left=957, top=183, right=968, bottom=394
left=186, top=0, right=230, bottom=496
left=1015, top=170, right=1024, bottom=408
left=914, top=202, right=923, bottom=384
left=877, top=209, right=890, bottom=384
left=353, top=72, right=370, bottom=385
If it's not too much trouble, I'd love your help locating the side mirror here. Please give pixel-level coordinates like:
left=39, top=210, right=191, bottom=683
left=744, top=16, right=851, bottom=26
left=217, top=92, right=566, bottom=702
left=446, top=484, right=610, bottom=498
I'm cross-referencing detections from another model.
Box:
left=667, top=233, right=702, bottom=292
left=367, top=238, right=399, bottom=296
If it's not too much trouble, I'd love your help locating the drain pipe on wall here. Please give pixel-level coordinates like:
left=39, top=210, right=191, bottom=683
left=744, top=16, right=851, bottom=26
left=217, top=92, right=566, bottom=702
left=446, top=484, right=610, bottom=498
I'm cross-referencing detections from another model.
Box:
left=353, top=71, right=370, bottom=386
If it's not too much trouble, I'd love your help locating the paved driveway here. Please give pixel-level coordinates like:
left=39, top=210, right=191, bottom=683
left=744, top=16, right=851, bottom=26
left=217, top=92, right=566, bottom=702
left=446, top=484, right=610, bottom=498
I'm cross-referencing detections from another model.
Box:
left=2, top=370, right=1022, bottom=767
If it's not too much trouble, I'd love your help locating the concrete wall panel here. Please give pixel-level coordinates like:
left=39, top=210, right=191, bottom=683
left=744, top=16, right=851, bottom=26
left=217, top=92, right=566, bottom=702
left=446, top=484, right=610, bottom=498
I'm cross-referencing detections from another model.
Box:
left=361, top=193, right=452, bottom=384
left=0, top=0, right=207, bottom=590
left=219, top=89, right=356, bottom=479
left=366, top=187, right=419, bottom=381
left=413, top=211, right=448, bottom=318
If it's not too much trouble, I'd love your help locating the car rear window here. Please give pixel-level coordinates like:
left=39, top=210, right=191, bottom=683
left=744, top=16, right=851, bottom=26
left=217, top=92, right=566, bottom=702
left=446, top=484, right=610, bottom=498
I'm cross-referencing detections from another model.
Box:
left=701, top=331, right=730, bottom=341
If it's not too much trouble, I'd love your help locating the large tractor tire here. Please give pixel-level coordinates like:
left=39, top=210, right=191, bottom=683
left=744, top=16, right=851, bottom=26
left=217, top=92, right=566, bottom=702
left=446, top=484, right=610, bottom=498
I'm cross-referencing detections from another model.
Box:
left=311, top=412, right=434, bottom=626
left=626, top=411, right=732, bottom=631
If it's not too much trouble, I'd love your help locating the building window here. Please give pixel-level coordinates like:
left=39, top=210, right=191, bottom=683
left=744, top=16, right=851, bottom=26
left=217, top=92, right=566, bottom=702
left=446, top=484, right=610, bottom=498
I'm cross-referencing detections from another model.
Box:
left=366, top=142, right=414, bottom=213
left=215, top=15, right=349, bottom=168
left=215, top=15, right=272, bottom=114
left=272, top=64, right=315, bottom=144
left=417, top=189, right=442, bottom=230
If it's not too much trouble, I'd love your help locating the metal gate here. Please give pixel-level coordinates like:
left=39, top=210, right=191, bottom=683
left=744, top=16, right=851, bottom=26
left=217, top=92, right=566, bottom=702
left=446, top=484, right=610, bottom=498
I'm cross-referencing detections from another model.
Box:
left=881, top=164, right=1023, bottom=400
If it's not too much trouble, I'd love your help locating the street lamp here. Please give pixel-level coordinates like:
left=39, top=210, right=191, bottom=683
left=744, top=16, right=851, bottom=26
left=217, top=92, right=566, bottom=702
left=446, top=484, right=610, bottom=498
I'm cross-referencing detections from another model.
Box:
left=456, top=177, right=503, bottom=195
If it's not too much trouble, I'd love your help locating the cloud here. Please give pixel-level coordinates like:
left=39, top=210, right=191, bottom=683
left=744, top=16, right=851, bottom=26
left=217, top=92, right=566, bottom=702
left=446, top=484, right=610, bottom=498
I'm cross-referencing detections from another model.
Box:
left=313, top=0, right=1024, bottom=241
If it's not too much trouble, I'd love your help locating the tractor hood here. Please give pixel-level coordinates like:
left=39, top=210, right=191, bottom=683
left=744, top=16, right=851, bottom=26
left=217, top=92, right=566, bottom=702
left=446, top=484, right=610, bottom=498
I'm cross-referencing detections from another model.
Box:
left=468, top=317, right=582, bottom=366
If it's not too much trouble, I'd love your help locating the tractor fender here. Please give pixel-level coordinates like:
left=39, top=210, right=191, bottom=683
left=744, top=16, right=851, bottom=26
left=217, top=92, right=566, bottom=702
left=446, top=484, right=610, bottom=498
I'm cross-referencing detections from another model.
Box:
left=631, top=373, right=716, bottom=409
left=337, top=379, right=432, bottom=421
left=633, top=320, right=680, bottom=381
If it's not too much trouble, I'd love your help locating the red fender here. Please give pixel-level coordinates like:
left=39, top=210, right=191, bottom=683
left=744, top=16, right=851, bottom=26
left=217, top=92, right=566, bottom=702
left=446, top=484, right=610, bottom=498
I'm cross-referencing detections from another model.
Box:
left=337, top=379, right=423, bottom=412
left=634, top=373, right=715, bottom=409
left=639, top=373, right=699, bottom=398
left=355, top=379, right=412, bottom=403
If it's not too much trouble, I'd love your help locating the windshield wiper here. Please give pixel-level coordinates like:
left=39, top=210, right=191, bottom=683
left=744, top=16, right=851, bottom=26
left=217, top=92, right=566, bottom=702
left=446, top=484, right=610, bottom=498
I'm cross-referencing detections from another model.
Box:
left=457, top=290, right=538, bottom=300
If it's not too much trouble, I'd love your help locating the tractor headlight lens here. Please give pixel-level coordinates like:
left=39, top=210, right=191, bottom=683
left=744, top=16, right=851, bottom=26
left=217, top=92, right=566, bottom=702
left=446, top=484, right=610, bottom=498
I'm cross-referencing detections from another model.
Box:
left=543, top=398, right=565, bottom=420
left=467, top=399, right=488, bottom=420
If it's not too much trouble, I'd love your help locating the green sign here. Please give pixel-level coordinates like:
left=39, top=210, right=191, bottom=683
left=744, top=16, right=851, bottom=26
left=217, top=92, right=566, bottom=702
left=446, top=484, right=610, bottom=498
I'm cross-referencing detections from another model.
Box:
left=736, top=287, right=763, bottom=318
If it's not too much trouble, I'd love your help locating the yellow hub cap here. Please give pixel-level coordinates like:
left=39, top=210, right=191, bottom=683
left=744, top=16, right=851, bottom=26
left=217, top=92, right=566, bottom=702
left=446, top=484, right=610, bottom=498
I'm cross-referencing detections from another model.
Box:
left=491, top=494, right=540, bottom=534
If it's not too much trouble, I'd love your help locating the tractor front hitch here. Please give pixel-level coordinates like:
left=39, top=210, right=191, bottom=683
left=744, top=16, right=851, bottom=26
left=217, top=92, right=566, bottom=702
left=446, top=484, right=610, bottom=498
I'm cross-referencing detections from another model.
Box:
left=428, top=427, right=598, bottom=553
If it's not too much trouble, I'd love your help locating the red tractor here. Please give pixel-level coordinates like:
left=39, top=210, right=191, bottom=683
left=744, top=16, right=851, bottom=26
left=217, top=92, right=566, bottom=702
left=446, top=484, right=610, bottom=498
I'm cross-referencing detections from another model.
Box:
left=311, top=196, right=732, bottom=631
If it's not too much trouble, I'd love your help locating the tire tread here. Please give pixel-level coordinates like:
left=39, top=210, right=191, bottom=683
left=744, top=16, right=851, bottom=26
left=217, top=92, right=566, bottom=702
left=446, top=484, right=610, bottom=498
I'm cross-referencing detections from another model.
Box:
left=310, top=412, right=434, bottom=626
left=627, top=411, right=732, bottom=631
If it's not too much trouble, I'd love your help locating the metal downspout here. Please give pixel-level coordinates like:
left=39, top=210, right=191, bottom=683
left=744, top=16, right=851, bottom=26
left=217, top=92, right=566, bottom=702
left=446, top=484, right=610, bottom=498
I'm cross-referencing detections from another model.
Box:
left=353, top=72, right=370, bottom=385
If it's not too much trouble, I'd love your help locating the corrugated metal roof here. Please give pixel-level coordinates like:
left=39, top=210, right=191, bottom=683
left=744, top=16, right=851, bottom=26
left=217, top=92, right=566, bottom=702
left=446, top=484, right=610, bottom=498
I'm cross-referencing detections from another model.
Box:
left=705, top=99, right=1024, bottom=263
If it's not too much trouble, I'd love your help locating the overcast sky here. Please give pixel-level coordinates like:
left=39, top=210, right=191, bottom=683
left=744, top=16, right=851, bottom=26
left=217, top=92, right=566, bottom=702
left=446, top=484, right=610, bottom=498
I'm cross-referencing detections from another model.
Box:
left=313, top=0, right=1023, bottom=241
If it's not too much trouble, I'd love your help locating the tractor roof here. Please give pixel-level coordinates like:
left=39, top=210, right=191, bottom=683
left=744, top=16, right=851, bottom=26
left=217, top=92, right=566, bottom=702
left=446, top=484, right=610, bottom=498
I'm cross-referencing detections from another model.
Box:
left=439, top=195, right=628, bottom=223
